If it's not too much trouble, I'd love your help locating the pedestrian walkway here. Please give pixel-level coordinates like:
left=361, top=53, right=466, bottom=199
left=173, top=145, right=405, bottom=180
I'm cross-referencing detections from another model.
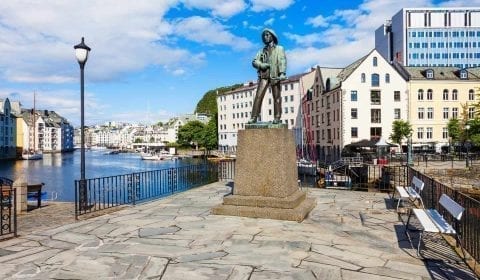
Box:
left=0, top=182, right=476, bottom=279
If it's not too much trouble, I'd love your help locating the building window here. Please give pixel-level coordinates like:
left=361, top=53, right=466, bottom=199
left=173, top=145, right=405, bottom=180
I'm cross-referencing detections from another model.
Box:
left=351, top=90, right=358, bottom=101
left=452, top=107, right=458, bottom=119
left=361, top=73, right=366, bottom=83
left=469, top=89, right=475, bottom=100
left=442, top=127, right=448, bottom=139
left=426, top=69, right=434, bottom=79
left=427, top=89, right=433, bottom=100
left=443, top=89, right=449, bottom=100
left=385, top=73, right=390, bottom=83
left=417, top=89, right=424, bottom=100
left=351, top=127, right=358, bottom=138
left=443, top=107, right=449, bottom=119
left=371, top=109, right=381, bottom=123
left=426, top=127, right=433, bottom=139
left=370, top=127, right=382, bottom=140
left=417, top=127, right=424, bottom=139
left=427, top=107, right=433, bottom=119
left=460, top=70, right=468, bottom=79
left=351, top=108, right=358, bottom=119
left=452, top=89, right=458, bottom=100
left=373, top=56, right=378, bottom=66
left=394, top=108, right=401, bottom=119
left=394, top=91, right=400, bottom=101
left=418, top=108, right=425, bottom=119
left=469, top=107, right=475, bottom=119
left=371, top=73, right=380, bottom=87
left=370, top=90, right=381, bottom=104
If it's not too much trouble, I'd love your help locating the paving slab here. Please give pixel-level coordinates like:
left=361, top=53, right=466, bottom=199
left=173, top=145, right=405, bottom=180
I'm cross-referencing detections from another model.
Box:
left=0, top=181, right=477, bottom=279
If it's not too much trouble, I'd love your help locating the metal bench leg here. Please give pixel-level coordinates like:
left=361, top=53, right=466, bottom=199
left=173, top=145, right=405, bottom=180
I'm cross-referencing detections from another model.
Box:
left=417, top=231, right=423, bottom=257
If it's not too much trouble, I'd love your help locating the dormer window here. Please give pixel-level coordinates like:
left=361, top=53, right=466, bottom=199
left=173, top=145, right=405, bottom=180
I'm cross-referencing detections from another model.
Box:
left=326, top=78, right=331, bottom=91
left=460, top=69, right=468, bottom=79
left=373, top=56, right=378, bottom=66
left=426, top=69, right=434, bottom=79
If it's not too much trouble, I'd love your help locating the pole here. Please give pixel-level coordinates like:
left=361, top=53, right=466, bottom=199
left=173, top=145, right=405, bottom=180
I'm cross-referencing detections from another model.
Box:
left=80, top=63, right=87, bottom=210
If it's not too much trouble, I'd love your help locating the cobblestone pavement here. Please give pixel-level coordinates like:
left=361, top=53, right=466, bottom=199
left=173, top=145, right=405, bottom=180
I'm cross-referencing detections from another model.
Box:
left=0, top=182, right=477, bottom=279
left=16, top=202, right=76, bottom=236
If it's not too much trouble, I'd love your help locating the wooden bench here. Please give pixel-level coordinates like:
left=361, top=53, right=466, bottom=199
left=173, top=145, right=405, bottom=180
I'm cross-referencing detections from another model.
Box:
left=27, top=183, right=44, bottom=209
left=395, top=176, right=425, bottom=212
left=406, top=194, right=465, bottom=258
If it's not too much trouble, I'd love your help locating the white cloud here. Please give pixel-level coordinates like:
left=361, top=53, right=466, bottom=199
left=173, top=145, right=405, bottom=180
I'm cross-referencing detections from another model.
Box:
left=250, top=0, right=295, bottom=12
left=305, top=14, right=330, bottom=28
left=264, top=18, right=275, bottom=26
left=172, top=69, right=186, bottom=76
left=174, top=16, right=253, bottom=50
left=284, top=32, right=323, bottom=47
left=181, top=0, right=246, bottom=18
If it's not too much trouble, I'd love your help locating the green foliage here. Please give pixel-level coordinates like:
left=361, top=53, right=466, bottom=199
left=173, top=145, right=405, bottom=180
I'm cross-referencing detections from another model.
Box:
left=201, top=114, right=218, bottom=150
left=466, top=118, right=480, bottom=146
left=177, top=121, right=205, bottom=147
left=447, top=118, right=461, bottom=142
left=195, top=84, right=242, bottom=115
left=389, top=120, right=412, bottom=146
left=134, top=138, right=143, bottom=143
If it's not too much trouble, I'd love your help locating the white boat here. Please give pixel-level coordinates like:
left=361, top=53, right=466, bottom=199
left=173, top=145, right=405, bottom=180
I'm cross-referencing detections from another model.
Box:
left=22, top=151, right=43, bottom=160
left=140, top=152, right=161, bottom=160
left=22, top=92, right=43, bottom=160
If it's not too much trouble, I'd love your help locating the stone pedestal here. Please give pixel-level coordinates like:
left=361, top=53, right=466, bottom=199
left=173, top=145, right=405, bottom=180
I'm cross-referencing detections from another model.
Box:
left=212, top=127, right=315, bottom=222
left=13, top=178, right=28, bottom=214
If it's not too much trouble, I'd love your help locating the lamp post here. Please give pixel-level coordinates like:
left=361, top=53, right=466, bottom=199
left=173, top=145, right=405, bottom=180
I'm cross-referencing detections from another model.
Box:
left=74, top=37, right=91, bottom=210
left=465, top=124, right=470, bottom=167
left=407, top=134, right=413, bottom=166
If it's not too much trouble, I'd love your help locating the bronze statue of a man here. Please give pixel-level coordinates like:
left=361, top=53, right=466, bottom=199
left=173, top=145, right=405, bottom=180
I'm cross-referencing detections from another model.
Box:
left=249, top=28, right=287, bottom=124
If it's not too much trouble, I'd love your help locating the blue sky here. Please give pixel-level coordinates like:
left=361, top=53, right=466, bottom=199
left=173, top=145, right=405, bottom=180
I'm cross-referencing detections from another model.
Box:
left=0, top=0, right=477, bottom=126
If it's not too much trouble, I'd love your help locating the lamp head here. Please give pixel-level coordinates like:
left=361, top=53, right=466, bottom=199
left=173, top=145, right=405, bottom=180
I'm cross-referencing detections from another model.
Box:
left=74, top=37, right=91, bottom=65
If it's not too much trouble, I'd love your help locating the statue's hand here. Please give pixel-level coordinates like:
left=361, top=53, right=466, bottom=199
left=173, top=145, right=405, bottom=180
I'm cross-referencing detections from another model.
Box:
left=260, top=63, right=270, bottom=70
left=278, top=73, right=287, bottom=80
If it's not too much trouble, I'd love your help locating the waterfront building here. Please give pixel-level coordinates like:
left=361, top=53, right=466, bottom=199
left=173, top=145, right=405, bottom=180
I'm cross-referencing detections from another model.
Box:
left=404, top=66, right=480, bottom=152
left=0, top=98, right=17, bottom=159
left=309, top=49, right=408, bottom=162
left=217, top=69, right=316, bottom=153
left=375, top=7, right=480, bottom=68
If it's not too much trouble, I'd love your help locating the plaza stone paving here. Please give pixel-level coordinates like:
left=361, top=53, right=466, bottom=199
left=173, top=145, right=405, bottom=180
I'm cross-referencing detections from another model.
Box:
left=0, top=182, right=476, bottom=280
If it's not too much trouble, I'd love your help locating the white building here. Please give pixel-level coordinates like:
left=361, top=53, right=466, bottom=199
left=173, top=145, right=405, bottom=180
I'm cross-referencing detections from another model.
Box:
left=376, top=7, right=480, bottom=68
left=217, top=69, right=316, bottom=153
left=311, top=49, right=409, bottom=162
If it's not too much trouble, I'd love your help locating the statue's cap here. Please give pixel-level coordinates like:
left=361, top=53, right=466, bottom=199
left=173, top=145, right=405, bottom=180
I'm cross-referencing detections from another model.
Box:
left=262, top=28, right=278, bottom=44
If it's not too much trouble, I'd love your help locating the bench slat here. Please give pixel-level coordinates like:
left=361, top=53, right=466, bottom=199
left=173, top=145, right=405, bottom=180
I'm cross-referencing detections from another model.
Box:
left=439, top=194, right=465, bottom=220
left=425, top=209, right=456, bottom=234
left=396, top=186, right=409, bottom=198
left=413, top=209, right=440, bottom=233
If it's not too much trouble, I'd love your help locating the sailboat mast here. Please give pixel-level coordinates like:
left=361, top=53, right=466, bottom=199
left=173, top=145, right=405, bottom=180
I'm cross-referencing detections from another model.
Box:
left=33, top=91, right=36, bottom=152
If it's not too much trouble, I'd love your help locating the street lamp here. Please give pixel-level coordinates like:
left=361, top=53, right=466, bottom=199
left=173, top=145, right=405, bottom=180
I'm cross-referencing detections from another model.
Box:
left=74, top=37, right=91, bottom=210
left=465, top=124, right=470, bottom=167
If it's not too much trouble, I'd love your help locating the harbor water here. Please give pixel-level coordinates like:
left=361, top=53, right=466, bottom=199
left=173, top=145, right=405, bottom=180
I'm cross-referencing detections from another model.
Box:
left=0, top=149, right=203, bottom=202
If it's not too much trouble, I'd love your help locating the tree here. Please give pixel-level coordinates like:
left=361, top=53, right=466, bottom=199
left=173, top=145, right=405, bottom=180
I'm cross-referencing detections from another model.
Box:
left=195, top=84, right=242, bottom=115
left=447, top=118, right=461, bottom=143
left=177, top=121, right=205, bottom=148
left=389, top=120, right=412, bottom=149
left=201, top=115, right=218, bottom=152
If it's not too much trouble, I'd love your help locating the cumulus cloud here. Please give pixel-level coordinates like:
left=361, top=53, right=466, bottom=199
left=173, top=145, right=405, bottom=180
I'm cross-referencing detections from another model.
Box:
left=174, top=16, right=253, bottom=50
left=305, top=14, right=330, bottom=28
left=250, top=0, right=295, bottom=12
left=284, top=32, right=324, bottom=47
left=181, top=0, right=246, bottom=18
left=264, top=18, right=275, bottom=26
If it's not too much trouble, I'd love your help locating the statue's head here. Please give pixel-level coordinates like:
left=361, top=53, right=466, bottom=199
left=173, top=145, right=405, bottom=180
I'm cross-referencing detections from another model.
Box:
left=262, top=28, right=278, bottom=45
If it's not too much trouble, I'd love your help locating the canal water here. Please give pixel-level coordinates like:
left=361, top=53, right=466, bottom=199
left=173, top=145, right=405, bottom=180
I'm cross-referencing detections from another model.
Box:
left=0, top=150, right=203, bottom=202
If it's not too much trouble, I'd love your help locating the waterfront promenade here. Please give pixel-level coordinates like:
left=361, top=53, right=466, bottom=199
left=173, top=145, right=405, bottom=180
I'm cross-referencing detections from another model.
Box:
left=0, top=182, right=476, bottom=279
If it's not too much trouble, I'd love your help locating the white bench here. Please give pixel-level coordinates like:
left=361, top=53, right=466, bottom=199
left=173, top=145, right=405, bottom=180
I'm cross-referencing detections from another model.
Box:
left=406, top=194, right=465, bottom=257
left=395, top=176, right=425, bottom=212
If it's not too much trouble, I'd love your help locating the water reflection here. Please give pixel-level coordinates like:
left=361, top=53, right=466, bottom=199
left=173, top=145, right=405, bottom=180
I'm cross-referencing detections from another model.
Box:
left=0, top=150, right=203, bottom=202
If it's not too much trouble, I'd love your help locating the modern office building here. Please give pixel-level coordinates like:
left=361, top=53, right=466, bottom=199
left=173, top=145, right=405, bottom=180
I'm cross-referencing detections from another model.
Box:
left=375, top=7, right=480, bottom=68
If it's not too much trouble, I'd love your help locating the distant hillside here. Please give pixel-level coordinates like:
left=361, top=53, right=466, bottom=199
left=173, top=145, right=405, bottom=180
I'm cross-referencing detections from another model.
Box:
left=195, top=84, right=242, bottom=115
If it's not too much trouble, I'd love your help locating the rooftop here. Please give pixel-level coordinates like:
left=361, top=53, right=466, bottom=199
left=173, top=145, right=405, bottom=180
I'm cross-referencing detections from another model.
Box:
left=0, top=182, right=476, bottom=279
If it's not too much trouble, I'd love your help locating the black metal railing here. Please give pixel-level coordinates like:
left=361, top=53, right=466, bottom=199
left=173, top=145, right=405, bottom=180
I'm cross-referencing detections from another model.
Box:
left=0, top=177, right=16, bottom=239
left=75, top=163, right=218, bottom=218
left=409, top=167, right=480, bottom=265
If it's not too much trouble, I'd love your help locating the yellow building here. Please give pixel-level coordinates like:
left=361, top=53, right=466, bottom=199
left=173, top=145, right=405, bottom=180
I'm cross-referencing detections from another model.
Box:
left=405, top=67, right=480, bottom=152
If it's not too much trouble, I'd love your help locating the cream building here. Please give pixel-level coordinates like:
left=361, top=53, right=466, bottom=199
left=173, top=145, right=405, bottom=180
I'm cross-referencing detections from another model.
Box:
left=309, top=50, right=409, bottom=162
left=217, top=69, right=316, bottom=153
left=405, top=66, right=480, bottom=152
